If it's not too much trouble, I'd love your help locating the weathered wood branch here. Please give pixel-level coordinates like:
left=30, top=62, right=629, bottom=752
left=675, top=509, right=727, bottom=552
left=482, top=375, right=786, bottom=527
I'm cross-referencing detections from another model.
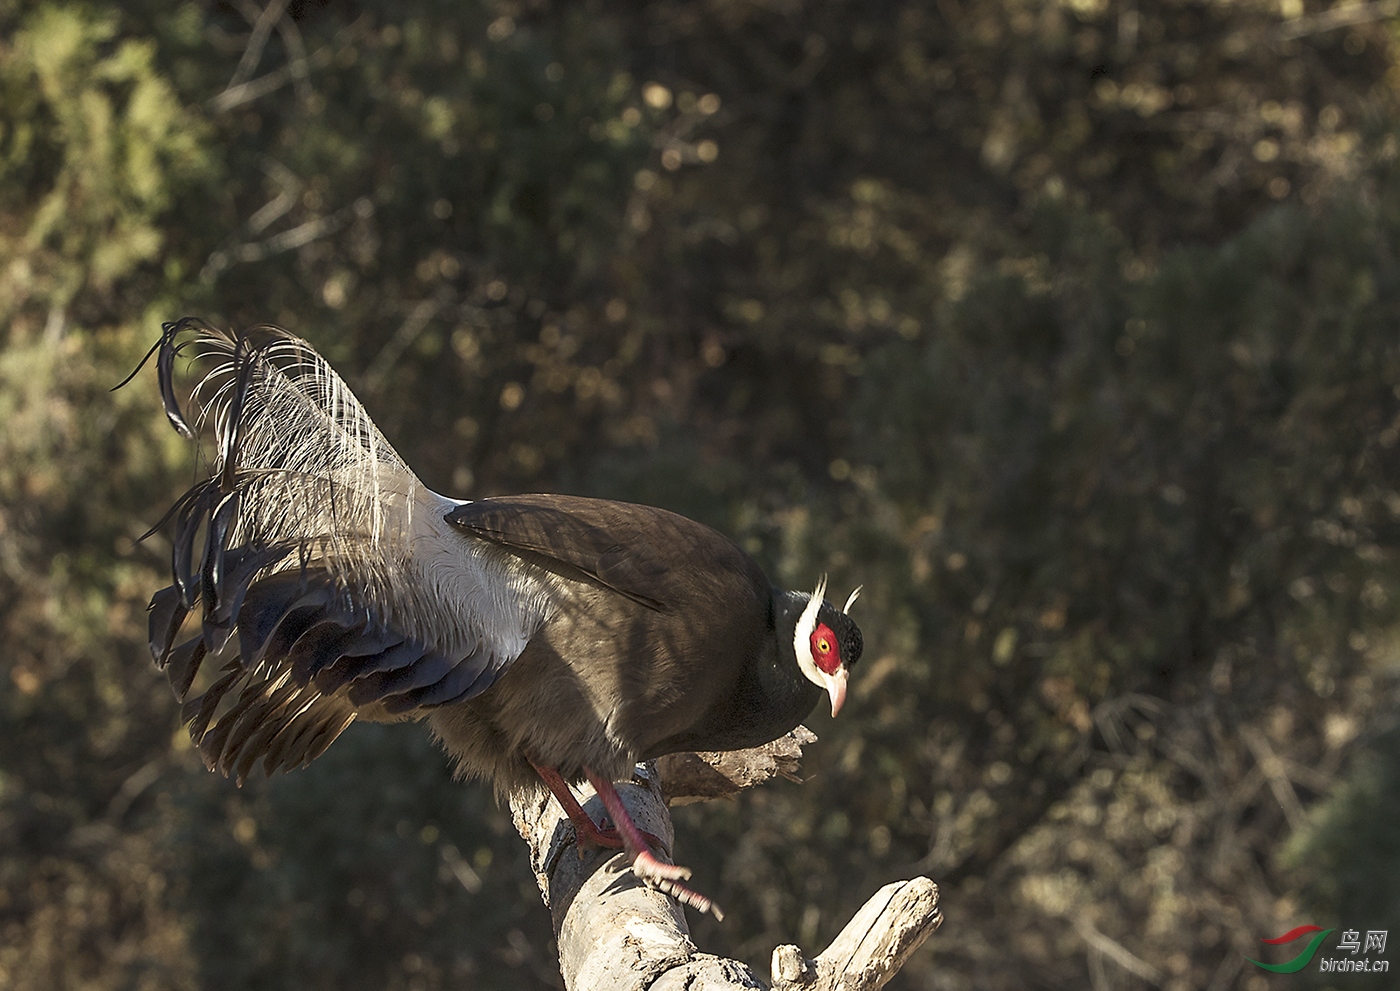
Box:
left=510, top=729, right=942, bottom=991
left=654, top=726, right=817, bottom=805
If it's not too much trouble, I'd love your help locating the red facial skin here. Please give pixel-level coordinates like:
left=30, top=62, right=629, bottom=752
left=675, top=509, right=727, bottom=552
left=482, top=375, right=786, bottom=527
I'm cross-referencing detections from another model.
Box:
left=809, top=622, right=843, bottom=674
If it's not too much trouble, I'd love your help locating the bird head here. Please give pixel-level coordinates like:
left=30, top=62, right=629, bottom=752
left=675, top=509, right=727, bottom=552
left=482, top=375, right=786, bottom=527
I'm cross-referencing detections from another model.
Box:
left=790, top=577, right=864, bottom=717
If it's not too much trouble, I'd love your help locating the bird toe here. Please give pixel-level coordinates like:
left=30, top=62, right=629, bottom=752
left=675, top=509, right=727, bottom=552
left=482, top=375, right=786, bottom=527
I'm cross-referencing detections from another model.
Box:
left=631, top=848, right=692, bottom=883
left=645, top=874, right=724, bottom=920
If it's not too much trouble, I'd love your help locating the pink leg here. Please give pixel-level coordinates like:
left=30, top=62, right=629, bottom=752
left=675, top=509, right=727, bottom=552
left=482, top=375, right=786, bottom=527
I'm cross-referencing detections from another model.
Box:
left=584, top=768, right=723, bottom=920
left=529, top=758, right=625, bottom=851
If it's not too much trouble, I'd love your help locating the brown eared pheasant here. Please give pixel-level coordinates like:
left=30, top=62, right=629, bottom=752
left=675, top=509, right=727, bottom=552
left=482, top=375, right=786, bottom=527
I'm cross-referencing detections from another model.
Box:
left=136, top=319, right=863, bottom=917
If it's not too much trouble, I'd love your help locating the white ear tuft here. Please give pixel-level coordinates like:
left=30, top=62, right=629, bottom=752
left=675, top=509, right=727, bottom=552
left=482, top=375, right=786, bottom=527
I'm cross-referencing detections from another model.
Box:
left=842, top=585, right=863, bottom=615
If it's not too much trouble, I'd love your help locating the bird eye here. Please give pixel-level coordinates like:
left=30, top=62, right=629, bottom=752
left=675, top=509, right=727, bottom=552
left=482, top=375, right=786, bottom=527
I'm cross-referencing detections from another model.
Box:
left=809, top=622, right=842, bottom=674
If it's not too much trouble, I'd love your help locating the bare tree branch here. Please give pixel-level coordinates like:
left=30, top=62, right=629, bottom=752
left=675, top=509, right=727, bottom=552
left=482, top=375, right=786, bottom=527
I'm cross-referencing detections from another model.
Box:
left=1075, top=914, right=1166, bottom=988
left=655, top=726, right=815, bottom=805
left=1240, top=725, right=1307, bottom=832
left=361, top=295, right=449, bottom=394
left=510, top=731, right=942, bottom=991
left=212, top=47, right=326, bottom=113
left=227, top=0, right=292, bottom=93
left=200, top=196, right=375, bottom=283
left=245, top=158, right=302, bottom=236
left=268, top=4, right=314, bottom=104
left=1276, top=0, right=1400, bottom=40
left=769, top=877, right=943, bottom=991
left=210, top=16, right=369, bottom=113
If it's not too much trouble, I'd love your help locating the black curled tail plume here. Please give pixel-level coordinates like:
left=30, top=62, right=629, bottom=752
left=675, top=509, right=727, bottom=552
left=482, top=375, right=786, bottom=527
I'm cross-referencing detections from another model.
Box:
left=135, top=319, right=430, bottom=781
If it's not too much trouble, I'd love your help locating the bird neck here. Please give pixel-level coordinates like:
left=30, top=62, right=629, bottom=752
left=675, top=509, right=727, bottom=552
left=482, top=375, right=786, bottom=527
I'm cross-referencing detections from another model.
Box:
left=637, top=588, right=822, bottom=756
left=742, top=589, right=825, bottom=732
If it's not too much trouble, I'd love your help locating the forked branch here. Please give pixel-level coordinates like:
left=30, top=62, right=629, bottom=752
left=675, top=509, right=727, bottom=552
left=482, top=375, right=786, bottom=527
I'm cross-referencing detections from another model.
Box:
left=510, top=729, right=942, bottom=991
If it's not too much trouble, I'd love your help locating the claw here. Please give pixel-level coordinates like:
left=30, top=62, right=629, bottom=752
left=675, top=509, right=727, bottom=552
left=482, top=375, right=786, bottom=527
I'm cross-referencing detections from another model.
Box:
left=632, top=852, right=718, bottom=918
left=650, top=875, right=723, bottom=920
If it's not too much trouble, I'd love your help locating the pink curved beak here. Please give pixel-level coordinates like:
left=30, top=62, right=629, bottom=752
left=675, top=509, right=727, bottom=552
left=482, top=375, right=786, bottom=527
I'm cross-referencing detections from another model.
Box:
left=822, top=666, right=849, bottom=718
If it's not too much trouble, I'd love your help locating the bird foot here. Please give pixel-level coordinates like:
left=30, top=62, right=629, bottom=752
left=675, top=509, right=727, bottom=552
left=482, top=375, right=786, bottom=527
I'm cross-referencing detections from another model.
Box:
left=584, top=767, right=724, bottom=920
left=630, top=847, right=691, bottom=883
left=574, top=817, right=668, bottom=858
left=527, top=759, right=668, bottom=858
left=571, top=816, right=625, bottom=852
left=533, top=760, right=724, bottom=919
left=631, top=850, right=722, bottom=919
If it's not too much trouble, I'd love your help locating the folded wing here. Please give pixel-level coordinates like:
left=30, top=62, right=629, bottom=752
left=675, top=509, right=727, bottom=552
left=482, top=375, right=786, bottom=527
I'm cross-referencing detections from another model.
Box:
left=445, top=493, right=770, bottom=625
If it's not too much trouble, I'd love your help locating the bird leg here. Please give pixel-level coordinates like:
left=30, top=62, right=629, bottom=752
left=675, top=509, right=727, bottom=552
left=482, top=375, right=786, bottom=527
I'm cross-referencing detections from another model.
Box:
left=528, top=759, right=720, bottom=917
left=584, top=767, right=723, bottom=920
left=528, top=758, right=625, bottom=852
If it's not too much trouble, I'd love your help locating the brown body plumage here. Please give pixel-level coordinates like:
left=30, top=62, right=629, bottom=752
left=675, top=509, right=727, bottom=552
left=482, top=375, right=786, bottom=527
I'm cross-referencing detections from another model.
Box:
left=140, top=319, right=862, bottom=915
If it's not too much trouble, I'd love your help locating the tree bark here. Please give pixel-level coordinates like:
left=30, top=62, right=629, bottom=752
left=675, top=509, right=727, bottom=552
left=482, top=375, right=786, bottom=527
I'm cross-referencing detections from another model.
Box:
left=510, top=729, right=943, bottom=991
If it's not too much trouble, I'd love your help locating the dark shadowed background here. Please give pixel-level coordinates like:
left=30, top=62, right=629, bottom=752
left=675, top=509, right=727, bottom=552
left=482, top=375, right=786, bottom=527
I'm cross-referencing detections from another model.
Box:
left=2, top=1, right=1399, bottom=988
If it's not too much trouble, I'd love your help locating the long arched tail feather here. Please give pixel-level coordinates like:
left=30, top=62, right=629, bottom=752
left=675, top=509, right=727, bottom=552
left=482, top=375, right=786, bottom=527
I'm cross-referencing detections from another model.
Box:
left=139, top=319, right=542, bottom=782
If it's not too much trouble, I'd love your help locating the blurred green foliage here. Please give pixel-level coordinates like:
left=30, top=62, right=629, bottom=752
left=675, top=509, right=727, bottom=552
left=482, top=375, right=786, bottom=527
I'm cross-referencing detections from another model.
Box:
left=1, top=1, right=1399, bottom=988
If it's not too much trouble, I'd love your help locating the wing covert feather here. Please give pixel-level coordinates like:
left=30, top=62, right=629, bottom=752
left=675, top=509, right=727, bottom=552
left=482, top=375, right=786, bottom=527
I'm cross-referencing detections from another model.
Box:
left=445, top=494, right=752, bottom=611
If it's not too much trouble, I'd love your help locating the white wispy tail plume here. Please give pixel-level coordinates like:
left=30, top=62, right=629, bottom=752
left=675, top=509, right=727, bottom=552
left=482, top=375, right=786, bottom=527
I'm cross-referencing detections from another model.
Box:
left=182, top=323, right=421, bottom=620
